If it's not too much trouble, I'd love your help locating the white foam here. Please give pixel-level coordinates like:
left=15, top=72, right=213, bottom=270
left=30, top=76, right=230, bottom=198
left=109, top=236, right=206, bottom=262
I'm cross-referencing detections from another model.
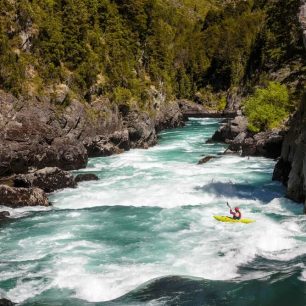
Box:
left=1, top=118, right=305, bottom=303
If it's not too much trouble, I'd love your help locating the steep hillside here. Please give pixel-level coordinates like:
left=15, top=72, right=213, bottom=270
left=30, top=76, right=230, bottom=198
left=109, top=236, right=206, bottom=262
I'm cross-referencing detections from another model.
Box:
left=1, top=0, right=291, bottom=104
left=0, top=0, right=305, bottom=181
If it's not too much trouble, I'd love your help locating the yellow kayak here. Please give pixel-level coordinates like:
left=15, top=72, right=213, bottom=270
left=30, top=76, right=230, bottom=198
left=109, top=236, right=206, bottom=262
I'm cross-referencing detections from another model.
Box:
left=213, top=216, right=255, bottom=224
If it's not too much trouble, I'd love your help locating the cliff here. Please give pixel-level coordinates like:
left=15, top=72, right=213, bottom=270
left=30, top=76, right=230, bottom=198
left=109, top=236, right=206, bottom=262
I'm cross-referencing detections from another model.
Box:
left=273, top=94, right=306, bottom=212
left=272, top=1, right=306, bottom=212
left=0, top=89, right=184, bottom=177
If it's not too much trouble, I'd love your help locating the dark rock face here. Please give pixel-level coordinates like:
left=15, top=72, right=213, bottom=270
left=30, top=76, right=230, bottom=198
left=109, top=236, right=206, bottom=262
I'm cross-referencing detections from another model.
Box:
left=14, top=167, right=76, bottom=193
left=0, top=298, right=15, bottom=306
left=273, top=158, right=292, bottom=184
left=235, top=131, right=283, bottom=158
left=75, top=173, right=99, bottom=183
left=0, top=185, right=49, bottom=208
left=155, top=102, right=185, bottom=132
left=198, top=156, right=215, bottom=165
left=0, top=89, right=187, bottom=178
left=212, top=116, right=248, bottom=142
left=273, top=95, right=306, bottom=210
left=126, top=112, right=157, bottom=149
left=211, top=116, right=283, bottom=158
left=85, top=129, right=130, bottom=157
left=0, top=92, right=89, bottom=176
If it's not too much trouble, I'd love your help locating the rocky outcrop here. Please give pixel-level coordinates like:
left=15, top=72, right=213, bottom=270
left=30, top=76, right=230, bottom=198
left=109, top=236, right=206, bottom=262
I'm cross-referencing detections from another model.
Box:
left=85, top=129, right=130, bottom=157
left=210, top=116, right=283, bottom=158
left=14, top=167, right=76, bottom=193
left=125, top=111, right=157, bottom=149
left=0, top=91, right=90, bottom=176
left=0, top=88, right=187, bottom=178
left=0, top=185, right=50, bottom=208
left=155, top=101, right=185, bottom=132
left=271, top=2, right=306, bottom=212
left=75, top=173, right=99, bottom=183
left=212, top=116, right=248, bottom=142
left=273, top=94, right=306, bottom=211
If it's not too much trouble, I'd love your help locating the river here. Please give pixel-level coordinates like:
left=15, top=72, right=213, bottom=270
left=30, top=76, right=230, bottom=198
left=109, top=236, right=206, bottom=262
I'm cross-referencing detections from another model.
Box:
left=0, top=118, right=305, bottom=305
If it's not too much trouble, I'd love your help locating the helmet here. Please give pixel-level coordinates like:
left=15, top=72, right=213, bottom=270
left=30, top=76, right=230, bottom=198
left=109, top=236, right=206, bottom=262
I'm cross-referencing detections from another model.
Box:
left=234, top=207, right=240, bottom=211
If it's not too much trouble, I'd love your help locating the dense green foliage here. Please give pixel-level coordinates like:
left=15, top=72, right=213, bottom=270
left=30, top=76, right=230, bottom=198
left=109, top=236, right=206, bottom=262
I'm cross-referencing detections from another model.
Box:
left=244, top=82, right=290, bottom=132
left=0, top=0, right=303, bottom=111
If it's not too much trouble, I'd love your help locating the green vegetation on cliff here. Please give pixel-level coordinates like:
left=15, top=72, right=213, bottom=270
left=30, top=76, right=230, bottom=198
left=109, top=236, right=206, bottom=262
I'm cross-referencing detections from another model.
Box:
left=0, top=0, right=304, bottom=115
left=244, top=82, right=290, bottom=132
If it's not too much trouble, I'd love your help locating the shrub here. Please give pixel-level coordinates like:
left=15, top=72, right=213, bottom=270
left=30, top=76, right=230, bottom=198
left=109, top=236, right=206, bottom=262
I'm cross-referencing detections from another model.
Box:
left=244, top=82, right=290, bottom=132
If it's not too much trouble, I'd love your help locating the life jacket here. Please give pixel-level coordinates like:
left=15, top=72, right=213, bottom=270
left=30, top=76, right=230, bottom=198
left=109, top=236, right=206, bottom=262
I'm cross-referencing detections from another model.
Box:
left=230, top=210, right=241, bottom=220
left=233, top=211, right=241, bottom=220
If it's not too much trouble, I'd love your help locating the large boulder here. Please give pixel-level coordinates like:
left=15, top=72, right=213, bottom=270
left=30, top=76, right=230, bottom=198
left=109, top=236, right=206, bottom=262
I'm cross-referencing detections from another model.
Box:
left=229, top=131, right=283, bottom=158
left=0, top=185, right=49, bottom=208
left=212, top=116, right=248, bottom=142
left=125, top=111, right=157, bottom=149
left=14, top=167, right=76, bottom=193
left=211, top=115, right=283, bottom=158
left=84, top=129, right=130, bottom=157
left=155, top=101, right=185, bottom=132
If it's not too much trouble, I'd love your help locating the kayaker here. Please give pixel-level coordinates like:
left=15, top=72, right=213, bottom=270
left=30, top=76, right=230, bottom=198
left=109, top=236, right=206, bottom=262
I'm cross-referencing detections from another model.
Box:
left=230, top=207, right=241, bottom=220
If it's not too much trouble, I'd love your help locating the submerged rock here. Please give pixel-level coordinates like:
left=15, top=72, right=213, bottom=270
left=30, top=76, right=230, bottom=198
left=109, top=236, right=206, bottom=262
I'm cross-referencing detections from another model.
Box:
left=0, top=298, right=15, bottom=306
left=198, top=156, right=215, bottom=165
left=14, top=167, right=76, bottom=193
left=0, top=185, right=49, bottom=208
left=0, top=211, right=10, bottom=220
left=75, top=173, right=99, bottom=183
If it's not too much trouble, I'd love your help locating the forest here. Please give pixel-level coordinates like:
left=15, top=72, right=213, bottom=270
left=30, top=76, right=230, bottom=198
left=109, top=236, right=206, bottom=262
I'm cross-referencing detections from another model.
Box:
left=0, top=0, right=304, bottom=130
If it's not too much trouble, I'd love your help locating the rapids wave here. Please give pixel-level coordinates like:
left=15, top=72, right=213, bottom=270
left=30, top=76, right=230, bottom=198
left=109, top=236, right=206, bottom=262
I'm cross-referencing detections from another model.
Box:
left=0, top=118, right=305, bottom=305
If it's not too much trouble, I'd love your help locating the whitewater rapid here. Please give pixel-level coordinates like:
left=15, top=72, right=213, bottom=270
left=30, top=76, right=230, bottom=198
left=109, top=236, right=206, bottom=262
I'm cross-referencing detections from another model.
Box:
left=0, top=118, right=305, bottom=305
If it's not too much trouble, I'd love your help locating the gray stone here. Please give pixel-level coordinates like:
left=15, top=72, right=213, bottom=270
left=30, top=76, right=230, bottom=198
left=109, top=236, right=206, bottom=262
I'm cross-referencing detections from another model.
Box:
left=0, top=185, right=49, bottom=208
left=14, top=167, right=76, bottom=193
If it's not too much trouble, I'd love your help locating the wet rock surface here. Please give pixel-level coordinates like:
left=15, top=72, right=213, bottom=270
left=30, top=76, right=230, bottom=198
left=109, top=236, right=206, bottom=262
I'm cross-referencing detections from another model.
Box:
left=14, top=167, right=76, bottom=193
left=75, top=173, right=99, bottom=183
left=273, top=95, right=306, bottom=211
left=211, top=116, right=284, bottom=158
left=198, top=156, right=215, bottom=165
left=0, top=185, right=50, bottom=208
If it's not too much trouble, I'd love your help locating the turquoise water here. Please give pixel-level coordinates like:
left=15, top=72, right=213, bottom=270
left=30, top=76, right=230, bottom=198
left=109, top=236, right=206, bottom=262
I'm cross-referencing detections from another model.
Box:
left=0, top=118, right=305, bottom=305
